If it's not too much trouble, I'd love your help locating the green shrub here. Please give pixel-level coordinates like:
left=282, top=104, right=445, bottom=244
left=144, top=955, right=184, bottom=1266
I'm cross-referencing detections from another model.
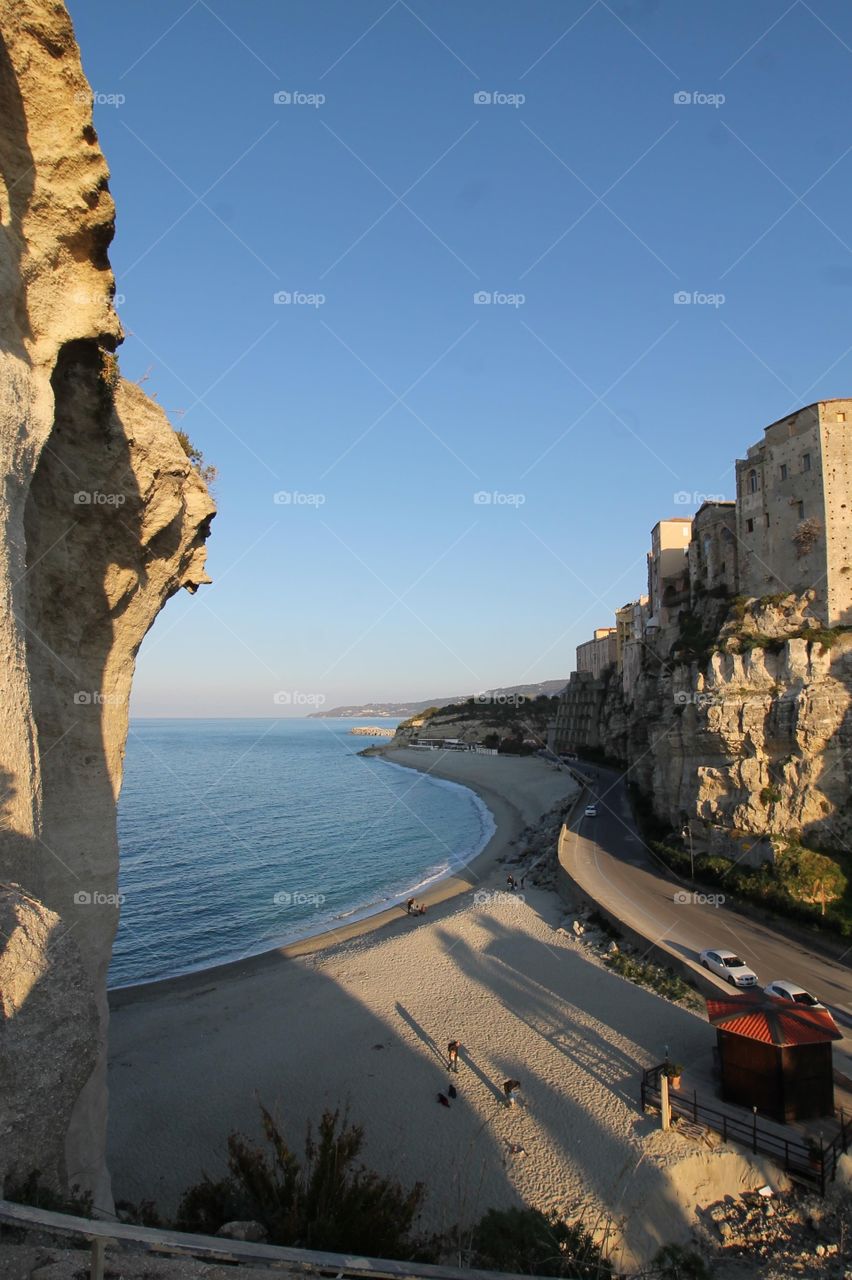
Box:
left=4, top=1171, right=93, bottom=1217
left=176, top=1104, right=424, bottom=1259
left=470, top=1206, right=612, bottom=1277
left=651, top=1242, right=713, bottom=1279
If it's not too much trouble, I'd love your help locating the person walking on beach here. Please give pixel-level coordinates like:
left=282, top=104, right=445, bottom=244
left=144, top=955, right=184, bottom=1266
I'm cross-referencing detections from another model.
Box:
left=503, top=1078, right=521, bottom=1107
left=406, top=898, right=415, bottom=915
left=447, top=1040, right=460, bottom=1072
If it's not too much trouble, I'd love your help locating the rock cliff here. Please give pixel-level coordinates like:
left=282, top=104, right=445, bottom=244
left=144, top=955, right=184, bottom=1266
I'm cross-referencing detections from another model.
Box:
left=0, top=1, right=214, bottom=1207
left=558, top=592, right=852, bottom=863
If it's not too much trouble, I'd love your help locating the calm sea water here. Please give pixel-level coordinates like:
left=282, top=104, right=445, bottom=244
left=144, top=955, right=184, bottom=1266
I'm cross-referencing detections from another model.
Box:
left=111, top=718, right=495, bottom=988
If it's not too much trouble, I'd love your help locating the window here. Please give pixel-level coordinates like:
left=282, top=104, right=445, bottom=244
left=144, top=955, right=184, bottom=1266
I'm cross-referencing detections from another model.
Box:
left=802, top=452, right=811, bottom=472
left=746, top=518, right=754, bottom=533
left=780, top=463, right=788, bottom=480
left=797, top=501, right=805, bottom=519
left=747, top=469, right=758, bottom=493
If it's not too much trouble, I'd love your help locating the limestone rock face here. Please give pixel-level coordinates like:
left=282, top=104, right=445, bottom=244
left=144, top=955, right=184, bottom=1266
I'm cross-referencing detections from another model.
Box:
left=0, top=2, right=214, bottom=1204
left=588, top=602, right=852, bottom=859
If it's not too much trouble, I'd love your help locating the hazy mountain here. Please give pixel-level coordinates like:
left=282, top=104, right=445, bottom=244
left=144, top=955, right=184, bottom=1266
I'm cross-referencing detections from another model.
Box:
left=308, top=681, right=569, bottom=718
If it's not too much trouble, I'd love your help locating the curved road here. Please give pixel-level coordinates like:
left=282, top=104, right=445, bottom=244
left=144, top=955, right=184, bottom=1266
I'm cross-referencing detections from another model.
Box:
left=560, top=765, right=852, bottom=1074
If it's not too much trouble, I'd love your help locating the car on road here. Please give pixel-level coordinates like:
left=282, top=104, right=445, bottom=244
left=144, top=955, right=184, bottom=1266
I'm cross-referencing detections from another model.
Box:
left=764, top=980, right=824, bottom=1009
left=584, top=805, right=598, bottom=818
left=699, top=948, right=758, bottom=988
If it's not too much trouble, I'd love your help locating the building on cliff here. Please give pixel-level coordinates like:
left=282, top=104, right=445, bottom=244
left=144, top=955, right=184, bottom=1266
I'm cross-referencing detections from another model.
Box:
left=577, top=627, right=618, bottom=679
left=735, top=400, right=852, bottom=626
left=688, top=501, right=738, bottom=605
left=647, top=518, right=693, bottom=629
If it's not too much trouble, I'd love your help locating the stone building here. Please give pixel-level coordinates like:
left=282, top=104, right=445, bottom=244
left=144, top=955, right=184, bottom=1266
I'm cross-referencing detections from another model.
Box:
left=736, top=401, right=852, bottom=626
left=647, top=518, right=692, bottom=629
left=577, top=627, right=617, bottom=679
left=550, top=671, right=608, bottom=755
left=617, top=596, right=650, bottom=699
left=688, top=501, right=738, bottom=604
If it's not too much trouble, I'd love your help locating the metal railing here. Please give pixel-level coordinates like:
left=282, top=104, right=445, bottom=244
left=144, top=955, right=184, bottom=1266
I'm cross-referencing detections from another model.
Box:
left=0, top=1198, right=549, bottom=1280
left=640, top=1063, right=849, bottom=1195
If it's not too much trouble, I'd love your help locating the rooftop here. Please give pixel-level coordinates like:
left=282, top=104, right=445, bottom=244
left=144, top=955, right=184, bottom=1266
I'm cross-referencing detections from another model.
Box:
left=706, top=993, right=842, bottom=1048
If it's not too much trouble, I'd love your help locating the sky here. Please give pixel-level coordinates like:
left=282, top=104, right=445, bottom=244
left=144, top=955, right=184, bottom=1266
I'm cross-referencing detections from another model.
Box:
left=66, top=0, right=852, bottom=716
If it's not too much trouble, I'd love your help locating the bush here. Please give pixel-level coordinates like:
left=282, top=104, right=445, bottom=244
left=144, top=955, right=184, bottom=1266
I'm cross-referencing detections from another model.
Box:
left=651, top=1242, right=713, bottom=1279
left=175, top=429, right=217, bottom=488
left=470, top=1206, right=612, bottom=1277
left=3, top=1171, right=93, bottom=1218
left=176, top=1104, right=424, bottom=1259
left=603, top=951, right=701, bottom=1008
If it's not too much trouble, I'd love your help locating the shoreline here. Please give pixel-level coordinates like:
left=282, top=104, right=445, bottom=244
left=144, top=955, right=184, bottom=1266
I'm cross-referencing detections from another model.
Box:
left=109, top=749, right=570, bottom=1008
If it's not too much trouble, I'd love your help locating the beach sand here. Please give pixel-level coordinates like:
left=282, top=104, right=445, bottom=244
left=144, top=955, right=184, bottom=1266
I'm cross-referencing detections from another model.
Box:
left=108, top=750, right=774, bottom=1269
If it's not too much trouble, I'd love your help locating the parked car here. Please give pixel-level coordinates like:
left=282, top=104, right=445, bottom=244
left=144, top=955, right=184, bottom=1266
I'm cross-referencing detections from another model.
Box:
left=764, top=980, right=824, bottom=1009
left=584, top=805, right=598, bottom=818
left=699, top=948, right=758, bottom=988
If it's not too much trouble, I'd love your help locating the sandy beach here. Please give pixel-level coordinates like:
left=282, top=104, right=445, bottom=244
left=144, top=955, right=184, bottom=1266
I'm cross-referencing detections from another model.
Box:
left=108, top=750, right=774, bottom=1269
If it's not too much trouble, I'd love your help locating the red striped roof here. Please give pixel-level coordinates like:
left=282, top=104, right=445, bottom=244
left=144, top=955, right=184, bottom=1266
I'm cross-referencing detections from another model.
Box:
left=706, top=992, right=842, bottom=1047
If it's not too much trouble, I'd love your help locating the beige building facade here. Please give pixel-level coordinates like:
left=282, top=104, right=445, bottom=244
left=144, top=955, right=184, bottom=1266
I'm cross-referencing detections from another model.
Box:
left=736, top=401, right=852, bottom=626
left=688, top=501, right=737, bottom=604
left=577, top=627, right=617, bottom=680
left=647, top=518, right=692, bottom=628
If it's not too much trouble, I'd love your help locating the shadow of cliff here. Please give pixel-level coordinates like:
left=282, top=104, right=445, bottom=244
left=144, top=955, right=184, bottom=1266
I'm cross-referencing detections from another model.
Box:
left=429, top=914, right=706, bottom=1265
left=0, top=30, right=35, bottom=354
left=108, top=956, right=517, bottom=1248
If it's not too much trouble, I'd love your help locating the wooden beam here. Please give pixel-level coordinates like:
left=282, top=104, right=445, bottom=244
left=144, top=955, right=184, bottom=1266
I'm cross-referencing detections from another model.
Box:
left=0, top=1200, right=541, bottom=1280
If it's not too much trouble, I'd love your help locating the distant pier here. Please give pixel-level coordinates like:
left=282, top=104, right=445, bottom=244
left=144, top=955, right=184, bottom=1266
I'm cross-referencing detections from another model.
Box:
left=350, top=726, right=396, bottom=737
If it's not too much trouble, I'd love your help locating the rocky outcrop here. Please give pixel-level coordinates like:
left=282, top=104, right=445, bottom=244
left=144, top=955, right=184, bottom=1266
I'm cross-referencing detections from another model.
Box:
left=561, top=594, right=852, bottom=861
left=0, top=1, right=214, bottom=1206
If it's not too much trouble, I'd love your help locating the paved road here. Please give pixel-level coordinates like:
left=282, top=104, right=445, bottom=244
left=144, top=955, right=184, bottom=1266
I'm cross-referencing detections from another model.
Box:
left=561, top=765, right=852, bottom=1072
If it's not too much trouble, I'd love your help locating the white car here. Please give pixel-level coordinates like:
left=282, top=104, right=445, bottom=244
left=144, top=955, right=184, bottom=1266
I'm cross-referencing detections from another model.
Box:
left=584, top=805, right=598, bottom=818
left=699, top=948, right=758, bottom=988
left=764, top=980, right=824, bottom=1009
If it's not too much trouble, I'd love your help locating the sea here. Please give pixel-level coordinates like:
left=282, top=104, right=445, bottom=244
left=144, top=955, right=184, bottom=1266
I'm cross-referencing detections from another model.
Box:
left=110, top=718, right=495, bottom=988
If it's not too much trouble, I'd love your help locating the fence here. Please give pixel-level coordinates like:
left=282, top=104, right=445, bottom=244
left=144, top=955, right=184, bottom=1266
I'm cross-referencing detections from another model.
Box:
left=0, top=1199, right=547, bottom=1280
left=640, top=1063, right=850, bottom=1195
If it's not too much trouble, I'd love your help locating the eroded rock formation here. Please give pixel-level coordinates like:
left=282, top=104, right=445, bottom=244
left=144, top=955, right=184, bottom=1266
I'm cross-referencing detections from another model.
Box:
left=0, top=2, right=214, bottom=1206
left=557, top=593, right=852, bottom=862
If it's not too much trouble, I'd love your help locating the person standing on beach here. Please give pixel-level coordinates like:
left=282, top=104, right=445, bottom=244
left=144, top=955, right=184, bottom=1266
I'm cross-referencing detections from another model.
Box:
left=503, top=1078, right=521, bottom=1107
left=406, top=898, right=415, bottom=915
left=447, top=1040, right=460, bottom=1072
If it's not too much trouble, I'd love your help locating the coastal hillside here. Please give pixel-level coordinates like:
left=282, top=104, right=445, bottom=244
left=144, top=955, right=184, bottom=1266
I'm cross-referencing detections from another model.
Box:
left=386, top=692, right=561, bottom=753
left=556, top=590, right=852, bottom=871
left=309, top=680, right=568, bottom=719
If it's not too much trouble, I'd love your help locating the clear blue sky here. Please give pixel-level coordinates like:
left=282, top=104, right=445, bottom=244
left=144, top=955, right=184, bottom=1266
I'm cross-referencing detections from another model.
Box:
left=67, top=0, right=852, bottom=715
